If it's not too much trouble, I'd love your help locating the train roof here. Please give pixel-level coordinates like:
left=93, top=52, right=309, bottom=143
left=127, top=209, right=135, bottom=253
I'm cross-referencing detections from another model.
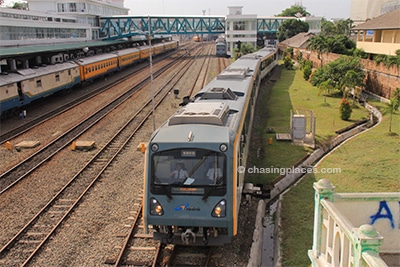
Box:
left=151, top=123, right=232, bottom=144
left=150, top=47, right=277, bottom=145
left=151, top=67, right=255, bottom=144
left=74, top=53, right=118, bottom=65
left=0, top=61, right=78, bottom=85
left=113, top=47, right=140, bottom=56
left=195, top=66, right=254, bottom=109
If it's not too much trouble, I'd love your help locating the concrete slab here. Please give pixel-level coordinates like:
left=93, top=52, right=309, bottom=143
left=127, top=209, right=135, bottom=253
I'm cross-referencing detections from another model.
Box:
left=15, top=141, right=40, bottom=149
left=74, top=141, right=95, bottom=150
left=276, top=133, right=291, bottom=141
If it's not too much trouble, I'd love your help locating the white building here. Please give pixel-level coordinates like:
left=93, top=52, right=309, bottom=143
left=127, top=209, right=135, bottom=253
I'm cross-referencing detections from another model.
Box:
left=225, top=6, right=322, bottom=56
left=0, top=0, right=128, bottom=47
left=0, top=7, right=91, bottom=47
left=350, top=0, right=400, bottom=24
left=225, top=6, right=257, bottom=55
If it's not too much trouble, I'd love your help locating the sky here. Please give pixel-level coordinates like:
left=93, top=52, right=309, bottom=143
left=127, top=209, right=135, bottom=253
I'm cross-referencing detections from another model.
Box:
left=1, top=0, right=351, bottom=20
left=125, top=0, right=351, bottom=19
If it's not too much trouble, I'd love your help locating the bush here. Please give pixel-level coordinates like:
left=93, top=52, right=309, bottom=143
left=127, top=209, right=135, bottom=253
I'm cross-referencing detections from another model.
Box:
left=339, top=98, right=352, bottom=120
left=303, top=65, right=312, bottom=81
left=283, top=56, right=294, bottom=69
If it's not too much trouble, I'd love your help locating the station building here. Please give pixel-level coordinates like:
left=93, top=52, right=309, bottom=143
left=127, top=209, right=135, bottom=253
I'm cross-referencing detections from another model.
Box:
left=0, top=0, right=128, bottom=47
left=225, top=6, right=322, bottom=55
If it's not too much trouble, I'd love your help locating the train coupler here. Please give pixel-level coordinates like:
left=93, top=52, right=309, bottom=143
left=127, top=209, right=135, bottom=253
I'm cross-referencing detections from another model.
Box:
left=181, top=228, right=196, bottom=245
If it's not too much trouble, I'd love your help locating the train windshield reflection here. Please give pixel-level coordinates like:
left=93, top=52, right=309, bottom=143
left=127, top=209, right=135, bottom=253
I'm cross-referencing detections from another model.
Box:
left=152, top=148, right=225, bottom=186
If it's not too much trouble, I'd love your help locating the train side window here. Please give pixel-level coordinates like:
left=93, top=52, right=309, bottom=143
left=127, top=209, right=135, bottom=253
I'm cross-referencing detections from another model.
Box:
left=55, top=74, right=60, bottom=82
left=36, top=80, right=42, bottom=87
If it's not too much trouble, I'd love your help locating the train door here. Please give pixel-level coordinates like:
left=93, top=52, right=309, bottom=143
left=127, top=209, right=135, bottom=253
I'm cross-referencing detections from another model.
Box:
left=17, top=82, right=24, bottom=102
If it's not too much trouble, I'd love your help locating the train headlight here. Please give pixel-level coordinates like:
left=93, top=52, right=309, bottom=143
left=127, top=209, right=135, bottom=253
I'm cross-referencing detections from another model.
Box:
left=219, top=143, right=228, bottom=152
left=150, top=198, right=164, bottom=216
left=151, top=143, right=159, bottom=152
left=212, top=200, right=226, bottom=218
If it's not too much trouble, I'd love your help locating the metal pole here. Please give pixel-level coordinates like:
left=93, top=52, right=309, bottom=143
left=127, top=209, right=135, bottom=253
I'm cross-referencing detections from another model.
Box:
left=148, top=16, right=156, bottom=131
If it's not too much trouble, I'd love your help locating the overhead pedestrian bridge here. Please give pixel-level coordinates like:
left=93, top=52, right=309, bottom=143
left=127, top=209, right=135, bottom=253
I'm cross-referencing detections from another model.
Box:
left=99, top=16, right=226, bottom=40
left=99, top=15, right=288, bottom=40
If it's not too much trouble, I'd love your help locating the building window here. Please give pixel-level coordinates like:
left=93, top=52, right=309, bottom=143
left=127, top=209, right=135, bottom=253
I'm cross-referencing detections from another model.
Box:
left=69, top=3, right=77, bottom=12
left=233, top=21, right=245, bottom=30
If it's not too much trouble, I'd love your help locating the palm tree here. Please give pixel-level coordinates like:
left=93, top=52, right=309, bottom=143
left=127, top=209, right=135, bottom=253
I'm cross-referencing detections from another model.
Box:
left=387, top=88, right=400, bottom=134
left=307, top=35, right=329, bottom=65
left=318, top=79, right=334, bottom=105
left=341, top=70, right=365, bottom=103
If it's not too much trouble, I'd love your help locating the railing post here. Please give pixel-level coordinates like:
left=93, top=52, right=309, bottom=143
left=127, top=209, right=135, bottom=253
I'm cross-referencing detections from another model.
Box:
left=310, top=179, right=335, bottom=262
left=351, top=224, right=384, bottom=267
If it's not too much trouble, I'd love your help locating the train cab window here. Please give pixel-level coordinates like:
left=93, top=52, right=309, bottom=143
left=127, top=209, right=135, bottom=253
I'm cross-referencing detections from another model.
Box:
left=151, top=148, right=226, bottom=195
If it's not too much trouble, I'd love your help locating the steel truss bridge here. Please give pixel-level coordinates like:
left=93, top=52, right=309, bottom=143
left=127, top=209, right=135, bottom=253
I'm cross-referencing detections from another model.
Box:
left=99, top=15, right=289, bottom=40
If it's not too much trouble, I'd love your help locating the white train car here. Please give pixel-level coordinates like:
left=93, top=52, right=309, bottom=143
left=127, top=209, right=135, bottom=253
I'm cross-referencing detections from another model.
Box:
left=143, top=47, right=277, bottom=246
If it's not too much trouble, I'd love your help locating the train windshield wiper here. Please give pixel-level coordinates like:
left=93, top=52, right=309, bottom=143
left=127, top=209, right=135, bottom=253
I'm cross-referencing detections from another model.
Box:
left=163, top=185, right=173, bottom=200
left=202, top=185, right=221, bottom=201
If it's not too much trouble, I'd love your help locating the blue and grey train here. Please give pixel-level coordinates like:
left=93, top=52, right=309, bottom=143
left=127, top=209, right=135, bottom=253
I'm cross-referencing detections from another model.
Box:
left=0, top=40, right=178, bottom=119
left=143, top=46, right=277, bottom=246
left=215, top=37, right=227, bottom=57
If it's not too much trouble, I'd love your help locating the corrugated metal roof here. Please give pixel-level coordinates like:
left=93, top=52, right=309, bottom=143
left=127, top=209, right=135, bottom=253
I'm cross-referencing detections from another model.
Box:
left=0, top=40, right=129, bottom=58
left=353, top=9, right=400, bottom=30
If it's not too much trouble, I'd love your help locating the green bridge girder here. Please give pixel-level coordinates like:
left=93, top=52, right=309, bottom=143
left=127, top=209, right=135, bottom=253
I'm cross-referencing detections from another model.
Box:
left=99, top=16, right=289, bottom=40
left=99, top=16, right=225, bottom=39
left=257, top=17, right=287, bottom=33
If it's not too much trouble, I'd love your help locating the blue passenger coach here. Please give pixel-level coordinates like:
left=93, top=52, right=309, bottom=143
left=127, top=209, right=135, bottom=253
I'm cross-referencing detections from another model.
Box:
left=143, top=46, right=277, bottom=246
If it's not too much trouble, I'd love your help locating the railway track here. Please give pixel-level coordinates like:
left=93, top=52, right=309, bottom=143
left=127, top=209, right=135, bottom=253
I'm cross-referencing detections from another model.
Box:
left=0, top=51, right=186, bottom=194
left=0, top=44, right=213, bottom=266
left=167, top=245, right=214, bottom=266
left=104, top=206, right=162, bottom=267
left=0, top=48, right=188, bottom=144
left=188, top=44, right=214, bottom=97
left=218, top=56, right=229, bottom=73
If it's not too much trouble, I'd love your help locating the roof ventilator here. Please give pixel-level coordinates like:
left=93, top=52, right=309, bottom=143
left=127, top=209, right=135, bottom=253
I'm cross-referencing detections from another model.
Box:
left=217, top=66, right=249, bottom=80
left=199, top=87, right=238, bottom=100
left=169, top=102, right=230, bottom=126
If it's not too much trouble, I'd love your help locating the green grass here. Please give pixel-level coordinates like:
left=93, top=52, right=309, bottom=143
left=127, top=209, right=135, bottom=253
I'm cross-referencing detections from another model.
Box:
left=247, top=64, right=400, bottom=266
left=248, top=65, right=370, bottom=184
left=313, top=99, right=400, bottom=192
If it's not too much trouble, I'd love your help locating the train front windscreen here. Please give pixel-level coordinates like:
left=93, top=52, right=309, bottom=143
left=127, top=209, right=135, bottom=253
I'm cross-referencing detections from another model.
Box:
left=150, top=148, right=226, bottom=196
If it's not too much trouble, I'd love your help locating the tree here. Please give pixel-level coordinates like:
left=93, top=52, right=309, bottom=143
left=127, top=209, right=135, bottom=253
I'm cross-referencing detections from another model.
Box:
left=310, top=56, right=365, bottom=96
left=307, top=35, right=330, bottom=63
left=307, top=34, right=355, bottom=59
left=277, top=19, right=309, bottom=42
left=276, top=5, right=310, bottom=17
left=387, top=88, right=400, bottom=134
left=341, top=69, right=365, bottom=102
left=11, top=1, right=28, bottom=9
left=321, top=18, right=353, bottom=37
left=318, top=79, right=334, bottom=105
left=339, top=98, right=352, bottom=120
left=232, top=42, right=255, bottom=60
